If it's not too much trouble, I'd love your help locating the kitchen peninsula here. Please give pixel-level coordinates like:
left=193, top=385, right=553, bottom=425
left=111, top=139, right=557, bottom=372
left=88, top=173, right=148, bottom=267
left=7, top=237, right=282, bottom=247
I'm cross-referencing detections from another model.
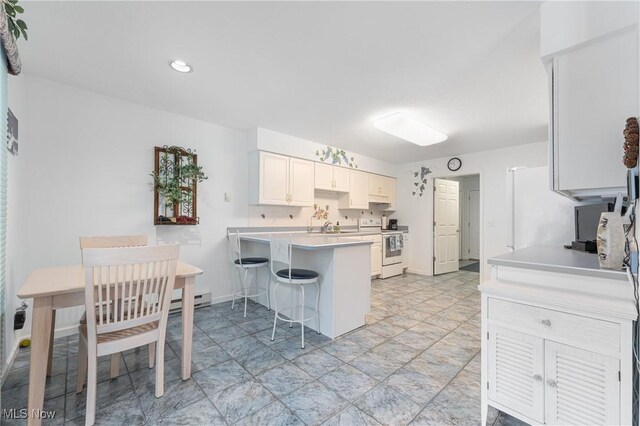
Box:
left=231, top=231, right=373, bottom=338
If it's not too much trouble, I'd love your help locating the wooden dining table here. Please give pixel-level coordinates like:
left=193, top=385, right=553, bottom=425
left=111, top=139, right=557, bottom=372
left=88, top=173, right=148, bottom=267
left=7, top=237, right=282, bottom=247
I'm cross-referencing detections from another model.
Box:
left=17, top=260, right=203, bottom=425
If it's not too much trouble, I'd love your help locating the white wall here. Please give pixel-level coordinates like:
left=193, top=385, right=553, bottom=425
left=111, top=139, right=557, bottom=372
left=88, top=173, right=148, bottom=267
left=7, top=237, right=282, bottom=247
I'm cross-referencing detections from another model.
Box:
left=394, top=142, right=548, bottom=281
left=5, top=72, right=28, bottom=371
left=5, top=75, right=250, bottom=353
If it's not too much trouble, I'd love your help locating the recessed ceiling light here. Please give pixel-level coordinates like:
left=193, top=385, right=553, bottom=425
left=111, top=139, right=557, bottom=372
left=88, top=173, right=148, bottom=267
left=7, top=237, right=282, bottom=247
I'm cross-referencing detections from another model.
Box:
left=170, top=60, right=192, bottom=73
left=374, top=112, right=447, bottom=146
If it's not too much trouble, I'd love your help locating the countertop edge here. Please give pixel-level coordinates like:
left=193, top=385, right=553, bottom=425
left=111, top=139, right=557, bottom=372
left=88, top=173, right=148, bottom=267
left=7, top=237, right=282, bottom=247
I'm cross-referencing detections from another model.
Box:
left=488, top=247, right=628, bottom=282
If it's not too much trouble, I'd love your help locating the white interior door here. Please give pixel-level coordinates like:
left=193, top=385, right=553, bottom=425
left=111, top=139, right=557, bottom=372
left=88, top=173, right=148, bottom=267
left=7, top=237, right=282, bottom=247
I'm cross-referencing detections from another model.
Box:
left=468, top=190, right=480, bottom=259
left=434, top=178, right=459, bottom=275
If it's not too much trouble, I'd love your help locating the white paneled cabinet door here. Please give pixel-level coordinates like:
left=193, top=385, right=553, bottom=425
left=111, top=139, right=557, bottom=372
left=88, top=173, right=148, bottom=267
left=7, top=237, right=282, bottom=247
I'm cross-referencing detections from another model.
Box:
left=488, top=325, right=545, bottom=423
left=333, top=166, right=350, bottom=192
left=433, top=178, right=459, bottom=275
left=371, top=243, right=382, bottom=276
left=554, top=29, right=638, bottom=194
left=260, top=152, right=289, bottom=205
left=349, top=170, right=369, bottom=209
left=289, top=158, right=314, bottom=206
left=314, top=162, right=333, bottom=191
left=368, top=174, right=380, bottom=196
left=544, top=341, right=619, bottom=426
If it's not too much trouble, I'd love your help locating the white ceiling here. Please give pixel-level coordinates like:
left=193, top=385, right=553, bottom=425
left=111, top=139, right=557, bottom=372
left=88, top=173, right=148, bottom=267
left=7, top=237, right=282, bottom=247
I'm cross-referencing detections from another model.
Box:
left=20, top=1, right=548, bottom=164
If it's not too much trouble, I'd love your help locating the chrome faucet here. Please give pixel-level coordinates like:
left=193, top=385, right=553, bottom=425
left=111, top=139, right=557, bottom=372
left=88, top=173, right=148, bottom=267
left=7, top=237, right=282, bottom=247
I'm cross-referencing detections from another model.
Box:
left=321, top=221, right=333, bottom=233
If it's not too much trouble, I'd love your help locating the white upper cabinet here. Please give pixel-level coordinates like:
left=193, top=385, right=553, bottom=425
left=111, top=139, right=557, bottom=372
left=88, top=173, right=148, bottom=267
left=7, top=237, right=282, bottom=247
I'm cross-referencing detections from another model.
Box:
left=251, top=150, right=395, bottom=209
left=368, top=174, right=390, bottom=198
left=314, top=163, right=333, bottom=191
left=257, top=151, right=289, bottom=205
left=314, top=163, right=350, bottom=193
left=249, top=151, right=314, bottom=206
left=542, top=2, right=639, bottom=199
left=289, top=157, right=315, bottom=206
left=552, top=29, right=638, bottom=197
left=369, top=174, right=397, bottom=209
left=340, top=170, right=369, bottom=209
left=384, top=177, right=397, bottom=211
left=333, top=166, right=350, bottom=192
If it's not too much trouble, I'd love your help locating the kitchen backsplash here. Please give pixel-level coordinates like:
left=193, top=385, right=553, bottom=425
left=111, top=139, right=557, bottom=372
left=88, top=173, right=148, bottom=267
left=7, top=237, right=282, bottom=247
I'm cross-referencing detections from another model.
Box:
left=247, top=192, right=390, bottom=228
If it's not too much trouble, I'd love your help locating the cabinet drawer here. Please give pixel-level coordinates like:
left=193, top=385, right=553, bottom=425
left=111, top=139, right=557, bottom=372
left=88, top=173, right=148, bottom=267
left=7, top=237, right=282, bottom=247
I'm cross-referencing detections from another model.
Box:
left=487, top=299, right=620, bottom=351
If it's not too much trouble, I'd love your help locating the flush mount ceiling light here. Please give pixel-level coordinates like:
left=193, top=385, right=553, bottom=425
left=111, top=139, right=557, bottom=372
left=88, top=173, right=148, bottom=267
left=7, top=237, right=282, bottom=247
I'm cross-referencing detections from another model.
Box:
left=373, top=112, right=447, bottom=146
left=169, top=59, right=192, bottom=73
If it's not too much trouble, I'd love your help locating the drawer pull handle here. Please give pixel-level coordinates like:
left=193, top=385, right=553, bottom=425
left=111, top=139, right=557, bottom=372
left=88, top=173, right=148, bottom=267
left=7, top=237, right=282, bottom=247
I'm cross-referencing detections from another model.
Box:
left=541, top=319, right=551, bottom=327
left=533, top=374, right=542, bottom=382
left=547, top=379, right=557, bottom=388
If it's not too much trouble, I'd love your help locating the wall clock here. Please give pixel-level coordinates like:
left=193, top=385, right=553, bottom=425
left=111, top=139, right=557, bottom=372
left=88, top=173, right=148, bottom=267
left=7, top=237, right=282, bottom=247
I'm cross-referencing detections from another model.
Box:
left=447, top=157, right=462, bottom=171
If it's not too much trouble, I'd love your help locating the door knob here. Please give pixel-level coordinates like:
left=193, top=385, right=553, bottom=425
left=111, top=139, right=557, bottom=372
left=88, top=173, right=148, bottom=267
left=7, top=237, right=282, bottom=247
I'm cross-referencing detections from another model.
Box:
left=541, top=319, right=551, bottom=327
left=547, top=379, right=557, bottom=388
left=533, top=374, right=542, bottom=382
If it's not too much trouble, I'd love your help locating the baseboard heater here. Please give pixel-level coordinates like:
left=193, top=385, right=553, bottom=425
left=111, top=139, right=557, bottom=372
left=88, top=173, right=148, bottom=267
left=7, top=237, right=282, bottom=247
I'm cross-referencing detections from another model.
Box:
left=169, top=292, right=212, bottom=313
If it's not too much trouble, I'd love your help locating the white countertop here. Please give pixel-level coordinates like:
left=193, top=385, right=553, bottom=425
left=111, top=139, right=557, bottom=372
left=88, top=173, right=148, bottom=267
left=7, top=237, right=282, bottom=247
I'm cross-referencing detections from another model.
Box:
left=488, top=246, right=628, bottom=281
left=239, top=233, right=372, bottom=250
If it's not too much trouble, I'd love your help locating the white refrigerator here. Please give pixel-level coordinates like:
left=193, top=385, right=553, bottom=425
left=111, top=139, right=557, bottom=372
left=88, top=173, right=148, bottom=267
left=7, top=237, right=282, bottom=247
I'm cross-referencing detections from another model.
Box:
left=507, top=166, right=576, bottom=251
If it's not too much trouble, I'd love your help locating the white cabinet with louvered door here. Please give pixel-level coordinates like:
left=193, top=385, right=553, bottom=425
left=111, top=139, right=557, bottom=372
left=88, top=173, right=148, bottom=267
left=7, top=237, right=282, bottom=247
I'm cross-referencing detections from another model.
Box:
left=544, top=342, right=620, bottom=426
left=289, top=157, right=314, bottom=206
left=487, top=325, right=545, bottom=424
left=481, top=249, right=636, bottom=426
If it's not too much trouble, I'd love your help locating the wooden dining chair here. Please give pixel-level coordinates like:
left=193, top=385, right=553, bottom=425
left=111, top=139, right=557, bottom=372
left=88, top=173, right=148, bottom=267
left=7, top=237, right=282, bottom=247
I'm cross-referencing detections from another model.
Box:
left=77, top=244, right=179, bottom=425
left=76, top=235, right=149, bottom=385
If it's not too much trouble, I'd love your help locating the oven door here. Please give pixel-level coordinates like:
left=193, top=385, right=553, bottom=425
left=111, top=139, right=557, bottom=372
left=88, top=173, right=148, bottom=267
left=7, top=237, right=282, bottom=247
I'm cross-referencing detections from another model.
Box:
left=383, top=234, right=403, bottom=266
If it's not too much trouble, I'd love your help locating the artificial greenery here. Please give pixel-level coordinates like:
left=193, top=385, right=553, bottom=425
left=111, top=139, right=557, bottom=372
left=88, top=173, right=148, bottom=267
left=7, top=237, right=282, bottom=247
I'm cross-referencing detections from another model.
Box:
left=150, top=146, right=208, bottom=208
left=315, top=146, right=358, bottom=168
left=3, top=0, right=27, bottom=41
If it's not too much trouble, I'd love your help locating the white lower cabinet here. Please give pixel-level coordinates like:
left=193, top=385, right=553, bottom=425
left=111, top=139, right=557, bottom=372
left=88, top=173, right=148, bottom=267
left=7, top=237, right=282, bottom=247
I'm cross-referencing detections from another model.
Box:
left=544, top=342, right=620, bottom=426
left=487, top=323, right=620, bottom=425
left=488, top=325, right=545, bottom=423
left=362, top=234, right=382, bottom=276
left=482, top=273, right=632, bottom=426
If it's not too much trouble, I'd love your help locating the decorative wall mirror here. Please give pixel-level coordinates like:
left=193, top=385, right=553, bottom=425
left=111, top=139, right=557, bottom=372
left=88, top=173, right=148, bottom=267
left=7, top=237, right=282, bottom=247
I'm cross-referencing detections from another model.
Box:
left=151, top=146, right=207, bottom=225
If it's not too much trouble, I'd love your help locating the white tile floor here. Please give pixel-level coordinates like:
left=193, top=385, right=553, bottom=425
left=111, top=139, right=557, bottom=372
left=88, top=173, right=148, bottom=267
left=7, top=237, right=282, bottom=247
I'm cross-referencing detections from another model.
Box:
left=2, top=271, right=528, bottom=425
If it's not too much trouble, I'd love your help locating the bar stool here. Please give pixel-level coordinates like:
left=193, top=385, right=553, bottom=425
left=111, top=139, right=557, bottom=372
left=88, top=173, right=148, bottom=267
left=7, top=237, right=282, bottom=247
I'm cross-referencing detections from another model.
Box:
left=227, top=230, right=270, bottom=317
left=269, top=235, right=320, bottom=349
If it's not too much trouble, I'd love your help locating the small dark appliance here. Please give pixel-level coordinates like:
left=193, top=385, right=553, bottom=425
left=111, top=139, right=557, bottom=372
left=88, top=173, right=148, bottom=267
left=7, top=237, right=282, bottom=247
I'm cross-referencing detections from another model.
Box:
left=570, top=202, right=614, bottom=253
left=388, top=219, right=398, bottom=230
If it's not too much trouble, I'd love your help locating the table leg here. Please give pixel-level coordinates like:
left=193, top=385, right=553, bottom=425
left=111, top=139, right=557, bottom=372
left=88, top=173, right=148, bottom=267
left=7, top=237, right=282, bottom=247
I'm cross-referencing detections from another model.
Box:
left=46, top=310, right=56, bottom=377
left=181, top=276, right=195, bottom=380
left=28, top=296, right=53, bottom=426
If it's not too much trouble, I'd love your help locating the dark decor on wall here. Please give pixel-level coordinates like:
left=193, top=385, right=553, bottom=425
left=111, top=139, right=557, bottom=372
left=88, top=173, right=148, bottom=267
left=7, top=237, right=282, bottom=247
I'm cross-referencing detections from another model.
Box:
left=151, top=145, right=207, bottom=225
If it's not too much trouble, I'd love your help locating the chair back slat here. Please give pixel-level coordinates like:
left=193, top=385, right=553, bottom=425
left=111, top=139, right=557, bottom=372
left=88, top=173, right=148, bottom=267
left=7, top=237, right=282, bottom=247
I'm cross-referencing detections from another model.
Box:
left=82, top=245, right=179, bottom=336
left=270, top=235, right=292, bottom=278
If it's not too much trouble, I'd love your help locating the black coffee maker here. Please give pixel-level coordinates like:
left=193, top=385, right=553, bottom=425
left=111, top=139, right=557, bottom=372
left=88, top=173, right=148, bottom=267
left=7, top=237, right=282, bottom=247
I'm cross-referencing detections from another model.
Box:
left=388, top=219, right=398, bottom=230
